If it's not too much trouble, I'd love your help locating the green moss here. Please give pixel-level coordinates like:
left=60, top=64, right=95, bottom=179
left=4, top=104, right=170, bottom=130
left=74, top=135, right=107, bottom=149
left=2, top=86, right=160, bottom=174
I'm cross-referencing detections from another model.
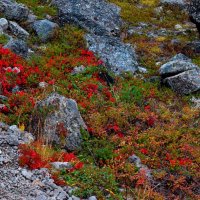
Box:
left=0, top=34, right=9, bottom=45
left=16, top=0, right=57, bottom=19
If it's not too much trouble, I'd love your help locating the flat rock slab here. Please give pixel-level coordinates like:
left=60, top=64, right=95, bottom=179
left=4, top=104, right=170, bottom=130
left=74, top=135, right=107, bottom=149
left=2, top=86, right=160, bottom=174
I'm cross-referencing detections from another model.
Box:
left=159, top=60, right=199, bottom=77
left=164, top=68, right=200, bottom=94
left=86, top=34, right=138, bottom=74
left=52, top=0, right=122, bottom=36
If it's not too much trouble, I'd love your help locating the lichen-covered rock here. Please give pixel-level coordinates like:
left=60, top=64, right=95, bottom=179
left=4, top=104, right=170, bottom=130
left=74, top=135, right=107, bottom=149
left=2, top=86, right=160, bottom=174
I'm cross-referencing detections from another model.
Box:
left=86, top=34, right=138, bottom=74
left=0, top=0, right=29, bottom=22
left=32, top=19, right=58, bottom=42
left=3, top=38, right=28, bottom=58
left=52, top=0, right=122, bottom=36
left=32, top=93, right=86, bottom=151
left=9, top=21, right=29, bottom=39
left=164, top=68, right=200, bottom=94
left=159, top=60, right=198, bottom=77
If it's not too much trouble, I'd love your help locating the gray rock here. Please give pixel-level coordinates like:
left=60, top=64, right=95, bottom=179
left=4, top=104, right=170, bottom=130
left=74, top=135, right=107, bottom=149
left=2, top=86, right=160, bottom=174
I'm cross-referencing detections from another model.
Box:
left=86, top=34, right=139, bottom=74
left=9, top=21, right=29, bottom=39
left=3, top=38, right=28, bottom=57
left=0, top=18, right=8, bottom=31
left=26, top=13, right=37, bottom=24
left=191, top=97, right=200, bottom=108
left=32, top=19, right=58, bottom=42
left=72, top=195, right=80, bottom=200
left=52, top=0, right=122, bottom=36
left=160, top=0, right=187, bottom=8
left=51, top=162, right=72, bottom=170
left=189, top=0, right=200, bottom=34
left=0, top=0, right=29, bottom=21
left=88, top=196, right=98, bottom=200
left=21, top=169, right=33, bottom=180
left=159, top=60, right=198, bottom=76
left=0, top=95, right=8, bottom=101
left=138, top=66, right=148, bottom=74
left=164, top=68, right=200, bottom=94
left=128, top=154, right=151, bottom=178
left=169, top=53, right=192, bottom=62
left=12, top=85, right=20, bottom=93
left=71, top=65, right=86, bottom=75
left=39, top=82, right=48, bottom=88
left=31, top=93, right=87, bottom=151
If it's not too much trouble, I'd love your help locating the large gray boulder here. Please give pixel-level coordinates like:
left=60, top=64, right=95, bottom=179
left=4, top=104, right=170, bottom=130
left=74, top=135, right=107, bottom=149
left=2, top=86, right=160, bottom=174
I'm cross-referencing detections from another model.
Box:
left=3, top=38, right=28, bottom=58
left=86, top=34, right=138, bottom=74
left=31, top=93, right=86, bottom=151
left=160, top=0, right=187, bottom=8
left=0, top=0, right=29, bottom=21
left=159, top=60, right=199, bottom=77
left=189, top=0, right=200, bottom=34
left=164, top=68, right=200, bottom=94
left=52, top=0, right=122, bottom=36
left=160, top=54, right=200, bottom=94
left=9, top=21, right=29, bottom=39
left=32, top=19, right=58, bottom=42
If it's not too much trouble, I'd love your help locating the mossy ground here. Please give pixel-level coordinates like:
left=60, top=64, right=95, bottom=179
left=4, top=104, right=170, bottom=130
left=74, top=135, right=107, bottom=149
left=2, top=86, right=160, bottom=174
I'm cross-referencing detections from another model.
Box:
left=1, top=1, right=200, bottom=199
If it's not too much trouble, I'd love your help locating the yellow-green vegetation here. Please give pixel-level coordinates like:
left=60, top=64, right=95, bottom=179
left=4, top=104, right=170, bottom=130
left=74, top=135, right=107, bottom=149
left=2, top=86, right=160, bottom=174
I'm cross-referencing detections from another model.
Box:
left=0, top=34, right=9, bottom=45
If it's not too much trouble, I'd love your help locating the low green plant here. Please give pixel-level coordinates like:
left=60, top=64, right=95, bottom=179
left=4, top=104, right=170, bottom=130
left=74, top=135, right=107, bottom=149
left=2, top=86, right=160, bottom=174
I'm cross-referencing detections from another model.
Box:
left=61, top=165, right=123, bottom=199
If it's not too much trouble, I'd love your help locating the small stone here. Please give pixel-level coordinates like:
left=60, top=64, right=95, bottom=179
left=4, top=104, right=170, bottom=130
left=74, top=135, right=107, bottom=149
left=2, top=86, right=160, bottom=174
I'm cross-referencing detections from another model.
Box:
left=32, top=19, right=58, bottom=42
left=71, top=65, right=85, bottom=75
left=0, top=95, right=8, bottom=101
left=12, top=85, right=20, bottom=93
left=21, top=169, right=33, bottom=179
left=0, top=18, right=8, bottom=31
left=39, top=82, right=48, bottom=88
left=175, top=24, right=183, bottom=30
left=72, top=195, right=80, bottom=200
left=88, top=196, right=98, bottom=200
left=138, top=66, right=148, bottom=74
left=51, top=162, right=72, bottom=170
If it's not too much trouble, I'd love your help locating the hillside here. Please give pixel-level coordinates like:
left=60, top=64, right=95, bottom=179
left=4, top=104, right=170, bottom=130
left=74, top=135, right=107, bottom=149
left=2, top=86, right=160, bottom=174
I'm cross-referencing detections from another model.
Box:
left=0, top=0, right=199, bottom=199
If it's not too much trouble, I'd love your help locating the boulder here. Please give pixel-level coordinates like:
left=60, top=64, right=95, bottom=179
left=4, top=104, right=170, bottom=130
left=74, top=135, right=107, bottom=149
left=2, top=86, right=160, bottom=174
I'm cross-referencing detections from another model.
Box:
left=160, top=54, right=200, bottom=94
left=86, top=34, right=138, bottom=74
left=189, top=0, right=200, bottom=34
left=160, top=0, right=187, bottom=8
left=52, top=0, right=122, bottom=36
left=159, top=60, right=198, bottom=77
left=0, top=0, right=29, bottom=21
left=9, top=21, right=29, bottom=39
left=31, top=93, right=86, bottom=151
left=168, top=53, right=192, bottom=62
left=32, top=19, right=58, bottom=42
left=3, top=38, right=28, bottom=57
left=164, top=68, right=200, bottom=94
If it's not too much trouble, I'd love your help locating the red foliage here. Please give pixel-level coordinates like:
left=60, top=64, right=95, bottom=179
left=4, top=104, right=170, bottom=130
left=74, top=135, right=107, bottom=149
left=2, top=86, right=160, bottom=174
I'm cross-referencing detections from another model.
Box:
left=19, top=144, right=48, bottom=170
